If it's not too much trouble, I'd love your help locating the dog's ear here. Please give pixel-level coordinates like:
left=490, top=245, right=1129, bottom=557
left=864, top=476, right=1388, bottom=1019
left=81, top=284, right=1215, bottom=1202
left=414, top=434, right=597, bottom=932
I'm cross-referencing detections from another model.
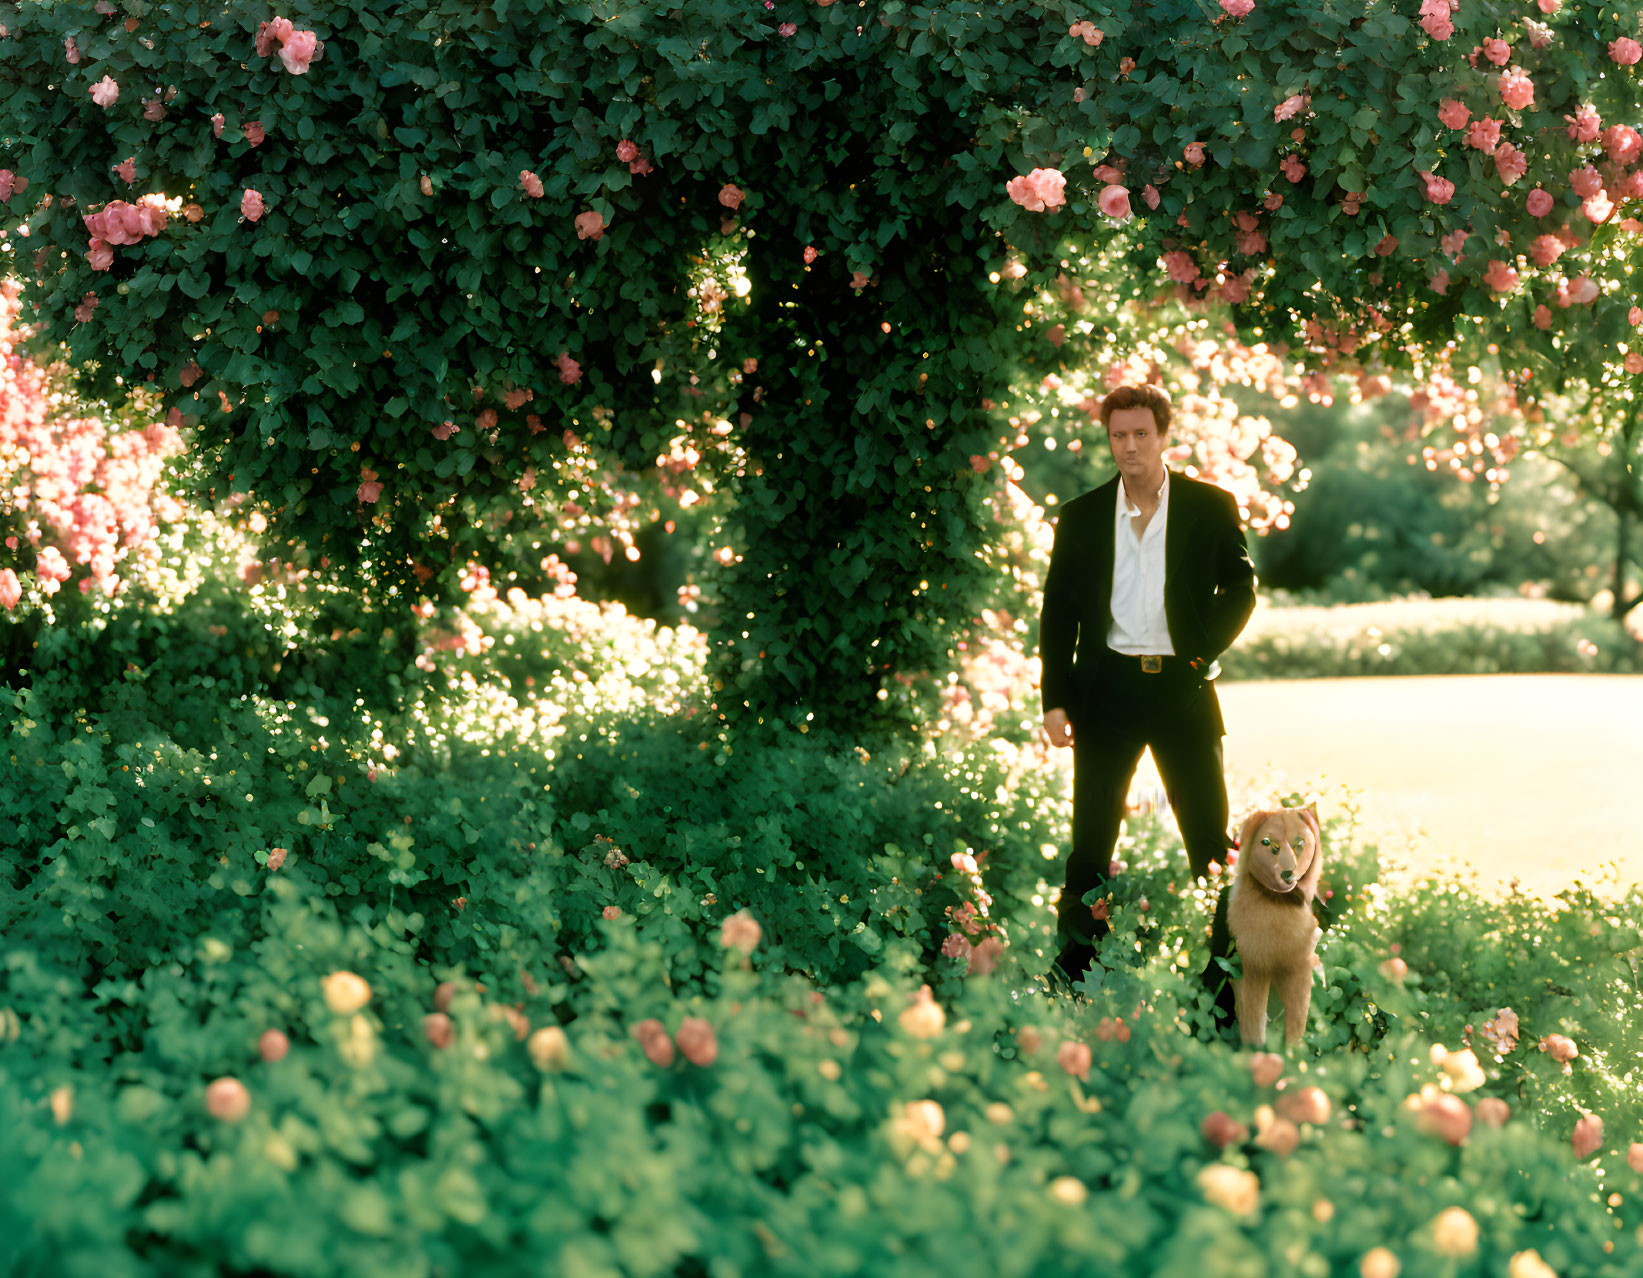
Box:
left=1239, top=809, right=1274, bottom=852
left=1299, top=803, right=1321, bottom=843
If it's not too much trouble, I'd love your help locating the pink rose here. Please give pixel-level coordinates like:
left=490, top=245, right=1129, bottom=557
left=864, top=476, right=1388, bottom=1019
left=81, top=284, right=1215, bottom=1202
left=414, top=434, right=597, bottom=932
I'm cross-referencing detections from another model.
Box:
left=1280, top=154, right=1306, bottom=183
left=1499, top=67, right=1534, bottom=111
left=1438, top=99, right=1470, bottom=130
left=778, top=21, right=796, bottom=35
left=1220, top=271, right=1252, bottom=303
left=1274, top=94, right=1306, bottom=122
left=1184, top=141, right=1205, bottom=167
left=1374, top=233, right=1398, bottom=256
left=1466, top=117, right=1502, bottom=154
left=1524, top=18, right=1553, bottom=47
left=1631, top=306, right=1643, bottom=326
left=1626, top=353, right=1643, bottom=374
left=1610, top=37, right=1642, bottom=65
left=557, top=352, right=582, bottom=384
left=1263, top=191, right=1283, bottom=210
left=1097, top=183, right=1132, bottom=220
left=1572, top=1113, right=1604, bottom=1160
left=1495, top=142, right=1528, bottom=185
left=0, top=170, right=13, bottom=203
left=1005, top=167, right=1067, bottom=212
left=241, top=189, right=264, bottom=221
left=0, top=569, right=20, bottom=610
left=1531, top=234, right=1565, bottom=266
left=1537, top=0, right=1560, bottom=10
left=1482, top=37, right=1511, bottom=65
left=1428, top=269, right=1450, bottom=294
left=1533, top=303, right=1552, bottom=329
left=279, top=30, right=318, bottom=75
left=1526, top=187, right=1554, bottom=217
left=114, top=158, right=136, bottom=184
left=519, top=170, right=544, bottom=198
left=244, top=122, right=265, bottom=147
left=1142, top=183, right=1160, bottom=209
left=1236, top=228, right=1266, bottom=255
left=803, top=245, right=817, bottom=263
left=89, top=76, right=119, bottom=107
left=1219, top=0, right=1254, bottom=15
left=1602, top=124, right=1642, bottom=165
left=1419, top=170, right=1455, bottom=204
left=1584, top=190, right=1615, bottom=223
left=1562, top=275, right=1599, bottom=305
left=718, top=183, right=744, bottom=210
left=575, top=210, right=604, bottom=240
left=87, top=239, right=114, bottom=271
left=1566, top=106, right=1602, bottom=142
left=1163, top=250, right=1200, bottom=283
left=1484, top=259, right=1519, bottom=292
left=616, top=140, right=638, bottom=162
left=1570, top=166, right=1603, bottom=198
left=1068, top=20, right=1103, bottom=45
left=1418, top=0, right=1453, bottom=39
left=66, top=36, right=80, bottom=64
left=211, top=113, right=225, bottom=139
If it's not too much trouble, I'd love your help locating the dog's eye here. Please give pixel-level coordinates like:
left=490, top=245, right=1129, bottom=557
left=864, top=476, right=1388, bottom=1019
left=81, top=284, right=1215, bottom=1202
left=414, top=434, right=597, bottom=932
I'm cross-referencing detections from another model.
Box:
left=1260, top=837, right=1272, bottom=847
left=1293, top=838, right=1306, bottom=849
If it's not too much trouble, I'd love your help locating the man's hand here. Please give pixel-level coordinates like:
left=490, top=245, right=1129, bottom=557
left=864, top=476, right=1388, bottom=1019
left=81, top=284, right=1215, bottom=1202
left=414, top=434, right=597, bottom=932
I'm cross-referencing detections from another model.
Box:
left=1042, top=707, right=1074, bottom=749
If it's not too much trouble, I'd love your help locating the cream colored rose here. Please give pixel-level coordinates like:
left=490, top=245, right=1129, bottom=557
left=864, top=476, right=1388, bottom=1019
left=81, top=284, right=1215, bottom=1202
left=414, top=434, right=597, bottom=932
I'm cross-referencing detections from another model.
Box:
left=1358, top=1247, right=1400, bottom=1278
left=322, top=970, right=371, bottom=1015
left=1198, top=1164, right=1260, bottom=1216
left=1508, top=1249, right=1558, bottom=1278
left=1431, top=1206, right=1479, bottom=1257
left=527, top=1025, right=572, bottom=1071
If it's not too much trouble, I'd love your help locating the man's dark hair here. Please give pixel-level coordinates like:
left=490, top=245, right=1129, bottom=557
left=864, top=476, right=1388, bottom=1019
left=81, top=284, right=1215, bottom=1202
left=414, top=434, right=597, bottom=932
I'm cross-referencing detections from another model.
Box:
left=1098, top=384, right=1173, bottom=432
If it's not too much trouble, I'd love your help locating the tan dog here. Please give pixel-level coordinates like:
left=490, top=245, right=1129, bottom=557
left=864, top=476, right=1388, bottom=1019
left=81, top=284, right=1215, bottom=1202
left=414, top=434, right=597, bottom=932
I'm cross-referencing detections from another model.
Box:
left=1225, top=805, right=1323, bottom=1049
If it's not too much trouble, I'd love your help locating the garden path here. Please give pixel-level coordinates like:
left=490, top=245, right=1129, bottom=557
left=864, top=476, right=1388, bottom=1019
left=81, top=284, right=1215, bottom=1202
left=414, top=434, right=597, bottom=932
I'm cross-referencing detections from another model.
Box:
left=1213, top=675, right=1643, bottom=903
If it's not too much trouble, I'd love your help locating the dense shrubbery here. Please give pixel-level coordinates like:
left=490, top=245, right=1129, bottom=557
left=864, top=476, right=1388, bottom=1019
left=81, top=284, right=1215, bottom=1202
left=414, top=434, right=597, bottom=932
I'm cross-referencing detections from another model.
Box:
left=7, top=588, right=1643, bottom=1277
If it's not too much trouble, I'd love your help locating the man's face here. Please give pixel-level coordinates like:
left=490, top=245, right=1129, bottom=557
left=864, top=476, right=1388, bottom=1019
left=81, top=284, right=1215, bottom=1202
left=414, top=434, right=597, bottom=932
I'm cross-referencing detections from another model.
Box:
left=1105, top=406, right=1167, bottom=485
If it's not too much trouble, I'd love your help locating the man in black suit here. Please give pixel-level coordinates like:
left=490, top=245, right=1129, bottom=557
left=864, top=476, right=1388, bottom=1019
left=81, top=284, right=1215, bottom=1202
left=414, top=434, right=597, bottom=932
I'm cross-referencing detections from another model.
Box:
left=1036, top=384, right=1257, bottom=988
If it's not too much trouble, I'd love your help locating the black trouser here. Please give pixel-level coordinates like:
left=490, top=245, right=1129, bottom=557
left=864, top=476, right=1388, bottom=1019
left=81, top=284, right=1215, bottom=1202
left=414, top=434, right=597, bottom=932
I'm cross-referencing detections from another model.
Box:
left=1058, top=651, right=1232, bottom=951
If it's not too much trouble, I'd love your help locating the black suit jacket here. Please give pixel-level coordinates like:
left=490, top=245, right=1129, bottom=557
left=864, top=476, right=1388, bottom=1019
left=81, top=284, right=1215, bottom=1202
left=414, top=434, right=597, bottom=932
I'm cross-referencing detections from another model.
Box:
left=1037, top=471, right=1257, bottom=717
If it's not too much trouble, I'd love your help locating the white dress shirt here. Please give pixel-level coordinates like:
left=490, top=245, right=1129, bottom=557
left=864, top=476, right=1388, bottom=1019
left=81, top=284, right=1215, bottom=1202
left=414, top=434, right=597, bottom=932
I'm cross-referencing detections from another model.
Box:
left=1107, top=471, right=1173, bottom=655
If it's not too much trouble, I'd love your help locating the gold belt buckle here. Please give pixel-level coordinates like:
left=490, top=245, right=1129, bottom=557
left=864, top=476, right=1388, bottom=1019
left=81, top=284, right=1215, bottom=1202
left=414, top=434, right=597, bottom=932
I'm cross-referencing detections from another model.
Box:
left=1141, top=655, right=1162, bottom=674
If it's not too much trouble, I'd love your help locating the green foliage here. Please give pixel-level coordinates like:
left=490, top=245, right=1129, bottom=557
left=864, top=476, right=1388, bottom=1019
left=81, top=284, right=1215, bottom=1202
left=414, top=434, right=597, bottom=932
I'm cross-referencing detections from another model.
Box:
left=1222, top=607, right=1641, bottom=678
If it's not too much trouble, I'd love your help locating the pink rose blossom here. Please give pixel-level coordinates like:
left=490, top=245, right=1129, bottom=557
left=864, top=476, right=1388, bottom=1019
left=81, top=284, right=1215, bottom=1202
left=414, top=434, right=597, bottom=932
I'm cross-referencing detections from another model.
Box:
left=0, top=170, right=13, bottom=203
left=1527, top=188, right=1554, bottom=216
left=941, top=933, right=972, bottom=961
left=1631, top=306, right=1643, bottom=326
left=1219, top=0, right=1254, bottom=16
left=87, top=240, right=114, bottom=271
left=778, top=21, right=796, bottom=35
left=143, top=97, right=167, bottom=122
left=114, top=158, right=136, bottom=184
left=1583, top=190, right=1614, bottom=223
left=1602, top=124, right=1642, bottom=165
left=1484, top=259, right=1519, bottom=292
left=1524, top=18, right=1553, bottom=48
left=1561, top=275, right=1599, bottom=305
left=1374, top=233, right=1398, bottom=256
left=1420, top=171, right=1455, bottom=204
left=1566, top=106, right=1602, bottom=142
left=1438, top=99, right=1470, bottom=130
left=1274, top=94, right=1307, bottom=122
left=1163, top=250, right=1200, bottom=283
left=1184, top=141, right=1205, bottom=167
left=1429, top=268, right=1450, bottom=293
left=803, top=245, right=817, bottom=264
left=1069, top=20, right=1103, bottom=45
left=1572, top=1113, right=1604, bottom=1160
left=1626, top=353, right=1643, bottom=374
left=1610, top=38, right=1642, bottom=65
left=1466, top=117, right=1502, bottom=154
left=211, top=113, right=225, bottom=138
left=1499, top=67, right=1534, bottom=111
left=1534, top=303, right=1552, bottom=329
left=1280, top=155, right=1306, bottom=183
left=1142, top=183, right=1160, bottom=209
left=0, top=569, right=20, bottom=610
left=1482, top=37, right=1511, bottom=65
left=90, top=76, right=119, bottom=107
left=1418, top=0, right=1454, bottom=39
left=1097, top=183, right=1132, bottom=220
left=244, top=122, right=265, bottom=147
left=1538, top=0, right=1560, bottom=10
left=1570, top=166, right=1603, bottom=197
left=1531, top=234, right=1566, bottom=266
left=1495, top=142, right=1528, bottom=185
left=357, top=469, right=382, bottom=503
left=1236, top=228, right=1267, bottom=255
left=520, top=170, right=544, bottom=198
left=1220, top=270, right=1252, bottom=303
left=1005, top=167, right=1067, bottom=212
left=617, top=140, right=638, bottom=162
left=557, top=352, right=582, bottom=384
left=1263, top=191, right=1284, bottom=210
left=65, top=37, right=80, bottom=64
left=278, top=30, right=318, bottom=74
left=241, top=189, right=264, bottom=221
left=575, top=210, right=604, bottom=240
left=718, top=183, right=744, bottom=210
